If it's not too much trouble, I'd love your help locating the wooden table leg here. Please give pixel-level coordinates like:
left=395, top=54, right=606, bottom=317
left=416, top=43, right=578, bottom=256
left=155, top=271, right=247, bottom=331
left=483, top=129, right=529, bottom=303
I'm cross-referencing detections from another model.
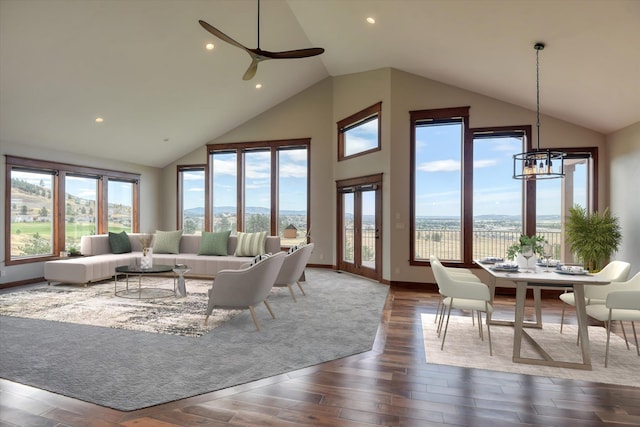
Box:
left=573, top=284, right=592, bottom=368
left=512, top=281, right=527, bottom=361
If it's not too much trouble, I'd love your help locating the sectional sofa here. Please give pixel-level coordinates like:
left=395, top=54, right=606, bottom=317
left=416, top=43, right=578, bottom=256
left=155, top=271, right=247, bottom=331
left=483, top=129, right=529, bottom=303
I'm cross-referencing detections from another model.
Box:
left=44, top=232, right=281, bottom=286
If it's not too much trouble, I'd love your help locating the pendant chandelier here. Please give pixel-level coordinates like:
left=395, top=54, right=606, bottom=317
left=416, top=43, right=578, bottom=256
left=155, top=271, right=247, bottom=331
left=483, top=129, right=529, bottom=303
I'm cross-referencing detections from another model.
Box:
left=513, top=43, right=565, bottom=180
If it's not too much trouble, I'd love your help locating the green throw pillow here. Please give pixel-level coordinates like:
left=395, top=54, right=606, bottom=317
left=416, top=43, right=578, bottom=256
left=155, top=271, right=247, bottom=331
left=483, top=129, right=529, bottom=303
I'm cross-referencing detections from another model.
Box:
left=108, top=231, right=132, bottom=254
left=152, top=229, right=183, bottom=254
left=198, top=230, right=231, bottom=256
left=234, top=231, right=267, bottom=257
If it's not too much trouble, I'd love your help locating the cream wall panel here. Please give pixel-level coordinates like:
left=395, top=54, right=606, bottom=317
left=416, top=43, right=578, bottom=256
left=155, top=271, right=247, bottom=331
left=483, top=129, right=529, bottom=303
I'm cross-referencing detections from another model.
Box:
left=607, top=121, right=640, bottom=276
left=332, top=68, right=393, bottom=279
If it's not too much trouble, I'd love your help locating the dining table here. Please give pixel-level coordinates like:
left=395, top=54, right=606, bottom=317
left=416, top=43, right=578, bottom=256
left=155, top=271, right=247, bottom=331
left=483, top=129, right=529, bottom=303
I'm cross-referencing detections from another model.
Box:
left=475, top=260, right=610, bottom=370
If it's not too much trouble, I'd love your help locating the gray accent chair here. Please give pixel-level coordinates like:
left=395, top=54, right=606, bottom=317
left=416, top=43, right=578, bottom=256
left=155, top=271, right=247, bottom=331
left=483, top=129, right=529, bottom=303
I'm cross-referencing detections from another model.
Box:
left=205, top=251, right=285, bottom=331
left=273, top=243, right=314, bottom=302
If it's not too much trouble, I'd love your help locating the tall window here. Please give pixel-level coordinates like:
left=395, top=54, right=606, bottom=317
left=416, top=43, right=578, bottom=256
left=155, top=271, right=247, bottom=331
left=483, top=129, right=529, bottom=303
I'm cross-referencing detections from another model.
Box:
left=177, top=165, right=205, bottom=235
left=207, top=139, right=309, bottom=245
left=338, top=102, right=382, bottom=160
left=211, top=152, right=237, bottom=233
left=472, top=128, right=529, bottom=260
left=278, top=147, right=308, bottom=245
left=5, top=156, right=140, bottom=265
left=9, top=169, right=55, bottom=259
left=65, top=175, right=98, bottom=250
left=244, top=149, right=271, bottom=233
left=411, top=107, right=598, bottom=266
left=108, top=179, right=134, bottom=233
left=411, top=107, right=469, bottom=263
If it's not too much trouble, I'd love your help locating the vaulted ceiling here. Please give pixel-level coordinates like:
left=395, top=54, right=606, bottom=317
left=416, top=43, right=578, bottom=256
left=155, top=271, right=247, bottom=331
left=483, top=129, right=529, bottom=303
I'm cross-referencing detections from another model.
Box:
left=1, top=0, right=638, bottom=168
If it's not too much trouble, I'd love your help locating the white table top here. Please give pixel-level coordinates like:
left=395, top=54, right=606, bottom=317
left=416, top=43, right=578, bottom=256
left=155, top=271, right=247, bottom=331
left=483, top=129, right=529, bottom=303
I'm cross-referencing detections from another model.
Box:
left=474, top=260, right=610, bottom=286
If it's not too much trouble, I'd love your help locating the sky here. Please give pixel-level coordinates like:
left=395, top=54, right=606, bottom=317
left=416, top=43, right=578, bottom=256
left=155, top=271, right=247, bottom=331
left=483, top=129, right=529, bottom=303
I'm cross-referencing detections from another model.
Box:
left=181, top=148, right=308, bottom=212
left=415, top=123, right=588, bottom=218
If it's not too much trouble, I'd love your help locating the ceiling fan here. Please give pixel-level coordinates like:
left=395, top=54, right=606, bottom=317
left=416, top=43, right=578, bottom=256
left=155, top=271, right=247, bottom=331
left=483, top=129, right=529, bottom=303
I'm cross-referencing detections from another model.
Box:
left=199, top=0, right=324, bottom=81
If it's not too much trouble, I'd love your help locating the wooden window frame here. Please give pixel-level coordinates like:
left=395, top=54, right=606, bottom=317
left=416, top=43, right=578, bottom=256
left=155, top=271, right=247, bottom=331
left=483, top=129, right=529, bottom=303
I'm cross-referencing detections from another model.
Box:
left=206, top=139, right=310, bottom=241
left=337, top=102, right=382, bottom=161
left=5, top=155, right=140, bottom=265
left=176, top=164, right=206, bottom=232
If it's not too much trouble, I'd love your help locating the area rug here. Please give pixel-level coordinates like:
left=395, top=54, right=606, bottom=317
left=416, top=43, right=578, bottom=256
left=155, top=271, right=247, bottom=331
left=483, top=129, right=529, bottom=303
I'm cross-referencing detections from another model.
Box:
left=0, top=278, right=241, bottom=337
left=421, top=313, right=640, bottom=388
left=0, top=269, right=389, bottom=411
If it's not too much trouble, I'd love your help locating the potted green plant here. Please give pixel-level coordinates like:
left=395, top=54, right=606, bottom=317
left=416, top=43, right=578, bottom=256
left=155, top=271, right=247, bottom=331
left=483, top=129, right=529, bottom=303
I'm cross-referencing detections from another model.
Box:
left=506, top=234, right=545, bottom=260
left=565, top=205, right=622, bottom=272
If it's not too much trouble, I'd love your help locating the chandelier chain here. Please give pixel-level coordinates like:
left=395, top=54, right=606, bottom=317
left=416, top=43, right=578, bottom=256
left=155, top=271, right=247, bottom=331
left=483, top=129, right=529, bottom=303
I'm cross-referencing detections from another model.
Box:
left=536, top=46, right=541, bottom=150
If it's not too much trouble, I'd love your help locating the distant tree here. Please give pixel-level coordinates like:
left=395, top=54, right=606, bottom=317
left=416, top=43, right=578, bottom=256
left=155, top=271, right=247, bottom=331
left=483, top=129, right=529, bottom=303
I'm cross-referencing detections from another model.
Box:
left=246, top=214, right=269, bottom=233
left=81, top=207, right=86, bottom=214
left=218, top=216, right=230, bottom=231
left=39, top=206, right=48, bottom=217
left=432, top=233, right=442, bottom=243
left=20, top=205, right=28, bottom=215
left=184, top=218, right=197, bottom=235
left=39, top=179, right=44, bottom=187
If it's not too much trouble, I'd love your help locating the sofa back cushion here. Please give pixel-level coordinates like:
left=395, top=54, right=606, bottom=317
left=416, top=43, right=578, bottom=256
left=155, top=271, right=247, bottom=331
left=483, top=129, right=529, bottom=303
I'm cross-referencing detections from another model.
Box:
left=108, top=231, right=132, bottom=254
left=234, top=231, right=267, bottom=256
left=198, top=230, right=231, bottom=256
left=153, top=230, right=183, bottom=254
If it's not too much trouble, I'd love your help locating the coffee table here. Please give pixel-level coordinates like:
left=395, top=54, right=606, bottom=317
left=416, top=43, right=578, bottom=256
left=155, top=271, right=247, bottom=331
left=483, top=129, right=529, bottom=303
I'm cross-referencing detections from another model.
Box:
left=114, top=264, right=176, bottom=299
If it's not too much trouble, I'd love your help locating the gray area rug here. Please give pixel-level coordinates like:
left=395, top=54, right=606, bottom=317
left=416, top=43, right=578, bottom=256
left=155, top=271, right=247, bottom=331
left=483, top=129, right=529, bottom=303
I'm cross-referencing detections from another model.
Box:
left=0, top=269, right=389, bottom=411
left=422, top=313, right=640, bottom=387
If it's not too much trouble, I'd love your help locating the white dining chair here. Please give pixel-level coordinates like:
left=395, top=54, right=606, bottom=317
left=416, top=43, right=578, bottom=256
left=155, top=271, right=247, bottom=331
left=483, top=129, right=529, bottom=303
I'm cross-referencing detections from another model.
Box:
left=559, top=260, right=631, bottom=333
left=430, top=255, right=482, bottom=326
left=585, top=272, right=640, bottom=367
left=431, top=258, right=493, bottom=355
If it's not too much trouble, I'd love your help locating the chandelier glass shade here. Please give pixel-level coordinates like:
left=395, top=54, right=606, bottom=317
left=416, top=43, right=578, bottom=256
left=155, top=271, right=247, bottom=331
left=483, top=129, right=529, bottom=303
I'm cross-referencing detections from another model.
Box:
left=513, top=43, right=565, bottom=180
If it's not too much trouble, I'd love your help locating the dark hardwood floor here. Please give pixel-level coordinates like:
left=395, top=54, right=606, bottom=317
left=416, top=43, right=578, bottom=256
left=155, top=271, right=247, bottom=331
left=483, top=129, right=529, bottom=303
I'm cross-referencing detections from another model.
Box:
left=1, top=284, right=639, bottom=426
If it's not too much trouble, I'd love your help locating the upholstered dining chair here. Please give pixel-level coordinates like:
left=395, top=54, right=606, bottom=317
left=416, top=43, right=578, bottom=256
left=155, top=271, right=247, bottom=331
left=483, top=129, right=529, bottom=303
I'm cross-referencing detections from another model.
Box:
left=430, top=255, right=482, bottom=326
left=205, top=251, right=285, bottom=331
left=585, top=272, right=640, bottom=367
left=431, top=258, right=494, bottom=355
left=273, top=243, right=314, bottom=302
left=559, top=260, right=631, bottom=333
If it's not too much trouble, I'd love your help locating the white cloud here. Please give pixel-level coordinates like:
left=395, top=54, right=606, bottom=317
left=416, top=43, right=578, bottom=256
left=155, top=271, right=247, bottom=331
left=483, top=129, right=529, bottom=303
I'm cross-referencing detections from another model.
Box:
left=417, top=159, right=460, bottom=172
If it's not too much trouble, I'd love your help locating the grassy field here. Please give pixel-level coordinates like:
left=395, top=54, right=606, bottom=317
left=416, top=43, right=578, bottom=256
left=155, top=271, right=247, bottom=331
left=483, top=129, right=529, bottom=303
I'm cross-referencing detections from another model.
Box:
left=10, top=221, right=129, bottom=256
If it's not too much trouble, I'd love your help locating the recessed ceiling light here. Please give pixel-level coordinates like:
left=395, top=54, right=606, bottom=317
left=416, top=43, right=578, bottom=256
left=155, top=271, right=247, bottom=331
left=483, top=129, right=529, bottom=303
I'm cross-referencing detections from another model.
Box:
left=95, top=117, right=104, bottom=123
left=205, top=43, right=214, bottom=50
left=255, top=83, right=262, bottom=89
left=366, top=17, right=376, bottom=24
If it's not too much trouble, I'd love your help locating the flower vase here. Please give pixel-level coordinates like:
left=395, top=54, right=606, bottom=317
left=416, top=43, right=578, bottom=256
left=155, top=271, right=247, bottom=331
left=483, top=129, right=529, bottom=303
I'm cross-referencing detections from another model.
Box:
left=141, top=247, right=153, bottom=269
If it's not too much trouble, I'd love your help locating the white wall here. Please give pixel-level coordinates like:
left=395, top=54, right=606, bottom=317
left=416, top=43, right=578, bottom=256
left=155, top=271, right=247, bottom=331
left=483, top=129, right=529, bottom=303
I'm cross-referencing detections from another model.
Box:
left=607, top=121, right=640, bottom=276
left=0, top=141, right=162, bottom=284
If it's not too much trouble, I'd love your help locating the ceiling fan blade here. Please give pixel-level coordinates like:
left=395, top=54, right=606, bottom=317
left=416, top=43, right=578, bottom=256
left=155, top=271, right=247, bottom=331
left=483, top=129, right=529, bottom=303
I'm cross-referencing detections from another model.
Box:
left=258, top=47, right=325, bottom=60
left=199, top=20, right=249, bottom=52
left=242, top=59, right=259, bottom=81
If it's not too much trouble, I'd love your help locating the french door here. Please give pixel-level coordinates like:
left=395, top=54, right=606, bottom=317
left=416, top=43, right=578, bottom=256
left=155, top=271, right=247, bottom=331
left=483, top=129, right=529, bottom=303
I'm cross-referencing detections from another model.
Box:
left=336, top=174, right=382, bottom=281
